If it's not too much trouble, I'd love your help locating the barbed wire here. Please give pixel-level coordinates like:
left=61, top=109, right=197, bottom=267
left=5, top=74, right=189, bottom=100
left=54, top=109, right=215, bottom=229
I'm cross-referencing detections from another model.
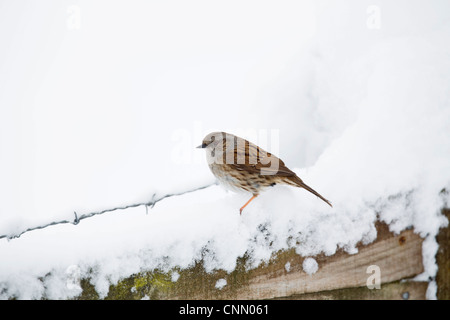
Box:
left=0, top=182, right=217, bottom=241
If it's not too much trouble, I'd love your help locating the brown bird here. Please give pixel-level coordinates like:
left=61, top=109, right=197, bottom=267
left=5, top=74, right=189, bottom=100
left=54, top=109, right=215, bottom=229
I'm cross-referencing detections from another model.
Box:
left=197, top=132, right=332, bottom=214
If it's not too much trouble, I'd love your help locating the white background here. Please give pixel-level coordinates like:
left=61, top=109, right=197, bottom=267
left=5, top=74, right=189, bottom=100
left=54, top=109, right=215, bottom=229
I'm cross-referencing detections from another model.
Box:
left=0, top=0, right=449, bottom=299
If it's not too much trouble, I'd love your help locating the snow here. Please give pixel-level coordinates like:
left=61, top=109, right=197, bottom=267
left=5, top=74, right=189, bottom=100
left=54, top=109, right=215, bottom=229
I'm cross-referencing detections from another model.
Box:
left=302, top=258, right=319, bottom=275
left=1, top=0, right=450, bottom=299
left=284, top=262, right=291, bottom=273
left=171, top=271, right=180, bottom=283
left=215, top=279, right=227, bottom=290
left=425, top=281, right=438, bottom=300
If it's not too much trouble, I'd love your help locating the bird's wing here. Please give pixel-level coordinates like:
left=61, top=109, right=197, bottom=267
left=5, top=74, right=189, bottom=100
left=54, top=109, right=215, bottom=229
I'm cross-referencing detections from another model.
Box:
left=227, top=139, right=295, bottom=177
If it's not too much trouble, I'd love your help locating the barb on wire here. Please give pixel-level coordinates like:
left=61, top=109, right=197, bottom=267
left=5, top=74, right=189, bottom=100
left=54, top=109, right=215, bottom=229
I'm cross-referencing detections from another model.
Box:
left=0, top=182, right=217, bottom=241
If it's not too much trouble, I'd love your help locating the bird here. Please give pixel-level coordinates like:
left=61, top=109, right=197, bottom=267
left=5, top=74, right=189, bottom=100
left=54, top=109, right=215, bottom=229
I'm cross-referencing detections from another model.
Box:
left=197, top=132, right=332, bottom=214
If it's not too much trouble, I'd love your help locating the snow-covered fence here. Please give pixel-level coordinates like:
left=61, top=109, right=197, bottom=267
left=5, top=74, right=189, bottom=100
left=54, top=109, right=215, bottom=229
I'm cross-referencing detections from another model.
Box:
left=77, top=221, right=431, bottom=300
left=1, top=184, right=448, bottom=300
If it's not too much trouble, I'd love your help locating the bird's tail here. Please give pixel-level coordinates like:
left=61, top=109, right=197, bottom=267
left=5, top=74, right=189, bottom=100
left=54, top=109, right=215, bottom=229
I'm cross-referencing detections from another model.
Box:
left=285, top=175, right=333, bottom=207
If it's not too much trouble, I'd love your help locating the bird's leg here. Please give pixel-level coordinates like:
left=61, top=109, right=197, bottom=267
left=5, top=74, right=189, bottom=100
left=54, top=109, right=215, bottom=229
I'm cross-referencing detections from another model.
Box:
left=239, top=195, right=258, bottom=215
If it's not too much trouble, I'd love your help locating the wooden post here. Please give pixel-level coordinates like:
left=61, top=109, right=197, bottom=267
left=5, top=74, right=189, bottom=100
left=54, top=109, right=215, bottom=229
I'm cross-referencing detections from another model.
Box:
left=436, top=208, right=450, bottom=300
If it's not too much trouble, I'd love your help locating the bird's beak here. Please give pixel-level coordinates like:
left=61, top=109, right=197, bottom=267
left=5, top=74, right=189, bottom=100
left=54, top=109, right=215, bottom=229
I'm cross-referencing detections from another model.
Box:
left=196, top=143, right=207, bottom=149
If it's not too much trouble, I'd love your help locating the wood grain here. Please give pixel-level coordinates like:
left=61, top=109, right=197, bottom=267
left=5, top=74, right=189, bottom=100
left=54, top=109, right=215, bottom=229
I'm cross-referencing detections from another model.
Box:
left=232, top=226, right=424, bottom=299
left=436, top=208, right=450, bottom=300
left=275, top=280, right=428, bottom=300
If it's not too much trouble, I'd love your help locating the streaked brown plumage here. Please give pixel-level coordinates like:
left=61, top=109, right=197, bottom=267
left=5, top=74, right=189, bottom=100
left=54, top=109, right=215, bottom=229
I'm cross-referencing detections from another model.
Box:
left=197, top=132, right=332, bottom=214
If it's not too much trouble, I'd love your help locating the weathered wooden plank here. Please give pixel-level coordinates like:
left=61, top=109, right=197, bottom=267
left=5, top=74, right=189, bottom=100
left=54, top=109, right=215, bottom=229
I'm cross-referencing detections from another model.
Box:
left=232, top=226, right=423, bottom=299
left=274, top=280, right=428, bottom=300
left=78, top=222, right=425, bottom=300
left=436, top=208, right=450, bottom=300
